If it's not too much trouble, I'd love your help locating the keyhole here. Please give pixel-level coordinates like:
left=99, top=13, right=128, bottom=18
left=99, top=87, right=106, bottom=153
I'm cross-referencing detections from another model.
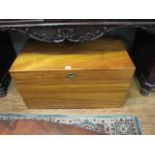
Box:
left=67, top=73, right=76, bottom=78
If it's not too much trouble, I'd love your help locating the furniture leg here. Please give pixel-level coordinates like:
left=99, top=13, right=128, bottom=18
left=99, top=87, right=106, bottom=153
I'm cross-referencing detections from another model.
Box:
left=131, top=30, right=155, bottom=96
left=0, top=31, right=16, bottom=97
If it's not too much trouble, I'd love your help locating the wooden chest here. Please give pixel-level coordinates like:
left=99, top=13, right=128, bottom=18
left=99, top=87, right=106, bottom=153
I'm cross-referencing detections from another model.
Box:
left=10, top=38, right=135, bottom=109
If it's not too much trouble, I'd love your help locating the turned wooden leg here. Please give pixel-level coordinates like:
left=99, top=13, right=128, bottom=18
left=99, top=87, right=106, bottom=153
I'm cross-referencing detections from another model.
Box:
left=0, top=31, right=16, bottom=97
left=135, top=71, right=152, bottom=96
left=0, top=72, right=11, bottom=97
left=131, top=30, right=155, bottom=96
left=140, top=88, right=150, bottom=96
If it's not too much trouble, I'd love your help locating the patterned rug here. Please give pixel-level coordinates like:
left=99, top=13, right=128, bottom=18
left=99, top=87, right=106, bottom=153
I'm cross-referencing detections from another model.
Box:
left=0, top=113, right=141, bottom=135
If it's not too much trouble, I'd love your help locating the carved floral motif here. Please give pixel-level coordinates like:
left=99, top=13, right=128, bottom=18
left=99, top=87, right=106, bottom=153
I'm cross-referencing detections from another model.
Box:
left=5, top=25, right=155, bottom=43
left=18, top=26, right=114, bottom=43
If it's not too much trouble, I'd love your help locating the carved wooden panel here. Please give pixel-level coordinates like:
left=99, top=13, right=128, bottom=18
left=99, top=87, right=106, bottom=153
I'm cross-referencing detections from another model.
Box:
left=6, top=25, right=155, bottom=43
left=13, top=25, right=122, bottom=43
left=19, top=26, right=110, bottom=43
left=1, top=20, right=155, bottom=43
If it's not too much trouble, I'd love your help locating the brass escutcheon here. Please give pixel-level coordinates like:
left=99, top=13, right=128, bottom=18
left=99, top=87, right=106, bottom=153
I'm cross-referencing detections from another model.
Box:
left=67, top=73, right=76, bottom=78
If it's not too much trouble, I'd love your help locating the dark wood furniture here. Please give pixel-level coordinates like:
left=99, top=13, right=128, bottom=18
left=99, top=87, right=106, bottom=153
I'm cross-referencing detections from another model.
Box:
left=132, top=30, right=155, bottom=95
left=0, top=31, right=16, bottom=96
left=0, top=19, right=155, bottom=96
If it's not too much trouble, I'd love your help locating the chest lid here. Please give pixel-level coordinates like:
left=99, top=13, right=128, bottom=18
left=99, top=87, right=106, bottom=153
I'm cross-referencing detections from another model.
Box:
left=10, top=38, right=134, bottom=72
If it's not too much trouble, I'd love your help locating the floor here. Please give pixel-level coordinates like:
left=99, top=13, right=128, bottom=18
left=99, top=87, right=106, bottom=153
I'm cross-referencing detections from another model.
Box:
left=0, top=78, right=155, bottom=134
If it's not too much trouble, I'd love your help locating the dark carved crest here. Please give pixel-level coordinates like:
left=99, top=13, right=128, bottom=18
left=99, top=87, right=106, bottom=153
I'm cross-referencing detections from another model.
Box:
left=5, top=24, right=155, bottom=43
left=16, top=26, right=114, bottom=43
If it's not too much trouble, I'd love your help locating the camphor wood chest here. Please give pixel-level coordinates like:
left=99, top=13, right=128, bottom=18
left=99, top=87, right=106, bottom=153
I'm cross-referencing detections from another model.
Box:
left=10, top=38, right=135, bottom=109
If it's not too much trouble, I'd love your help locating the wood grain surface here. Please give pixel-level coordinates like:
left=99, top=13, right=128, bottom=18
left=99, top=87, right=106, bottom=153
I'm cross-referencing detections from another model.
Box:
left=10, top=38, right=135, bottom=109
left=11, top=38, right=134, bottom=71
left=0, top=79, right=155, bottom=134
